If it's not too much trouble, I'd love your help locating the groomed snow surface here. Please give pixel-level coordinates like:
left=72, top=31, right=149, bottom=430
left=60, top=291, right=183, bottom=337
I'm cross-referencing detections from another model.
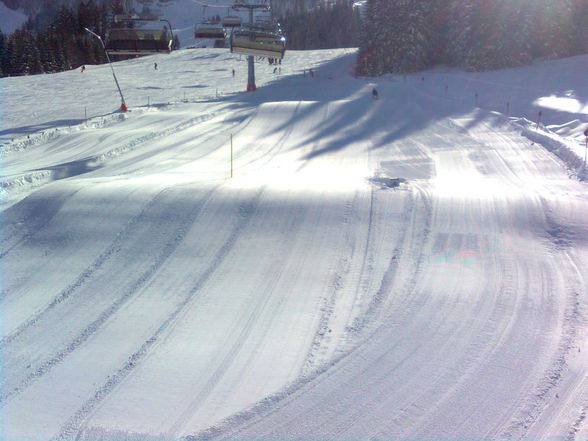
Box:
left=1, top=49, right=588, bottom=440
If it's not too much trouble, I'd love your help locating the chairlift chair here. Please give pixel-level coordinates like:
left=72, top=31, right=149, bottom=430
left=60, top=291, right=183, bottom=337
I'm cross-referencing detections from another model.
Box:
left=195, top=18, right=227, bottom=39
left=222, top=15, right=242, bottom=28
left=106, top=16, right=174, bottom=55
left=230, top=24, right=285, bottom=59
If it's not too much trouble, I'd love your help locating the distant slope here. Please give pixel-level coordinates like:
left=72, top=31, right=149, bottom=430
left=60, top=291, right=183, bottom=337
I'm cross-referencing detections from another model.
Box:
left=0, top=0, right=27, bottom=34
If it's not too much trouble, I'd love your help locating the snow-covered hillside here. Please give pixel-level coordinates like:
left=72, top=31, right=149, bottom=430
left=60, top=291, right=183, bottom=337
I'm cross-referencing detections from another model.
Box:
left=0, top=1, right=27, bottom=34
left=1, top=48, right=588, bottom=440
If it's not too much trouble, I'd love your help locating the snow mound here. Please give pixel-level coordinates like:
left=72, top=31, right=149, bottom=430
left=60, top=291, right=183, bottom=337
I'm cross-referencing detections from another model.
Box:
left=514, top=118, right=587, bottom=180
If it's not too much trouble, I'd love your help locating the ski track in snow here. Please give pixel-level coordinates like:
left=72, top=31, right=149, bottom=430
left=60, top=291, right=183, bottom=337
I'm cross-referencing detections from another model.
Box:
left=55, top=188, right=266, bottom=440
left=0, top=184, right=221, bottom=405
left=1, top=49, right=587, bottom=440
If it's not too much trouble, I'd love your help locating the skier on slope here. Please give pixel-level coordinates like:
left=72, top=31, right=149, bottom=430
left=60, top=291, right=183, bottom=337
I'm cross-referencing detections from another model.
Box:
left=372, top=88, right=379, bottom=100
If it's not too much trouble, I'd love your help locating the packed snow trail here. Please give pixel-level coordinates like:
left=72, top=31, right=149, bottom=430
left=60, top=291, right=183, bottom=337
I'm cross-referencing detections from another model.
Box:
left=1, top=50, right=587, bottom=440
left=203, top=108, right=588, bottom=440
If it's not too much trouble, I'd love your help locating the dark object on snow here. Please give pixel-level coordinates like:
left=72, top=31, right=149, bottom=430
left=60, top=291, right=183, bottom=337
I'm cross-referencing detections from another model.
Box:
left=369, top=176, right=405, bottom=189
left=372, top=88, right=379, bottom=100
left=154, top=62, right=158, bottom=70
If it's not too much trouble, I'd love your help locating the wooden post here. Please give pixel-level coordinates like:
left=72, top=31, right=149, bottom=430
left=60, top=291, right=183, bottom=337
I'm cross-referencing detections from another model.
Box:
left=536, top=110, right=543, bottom=129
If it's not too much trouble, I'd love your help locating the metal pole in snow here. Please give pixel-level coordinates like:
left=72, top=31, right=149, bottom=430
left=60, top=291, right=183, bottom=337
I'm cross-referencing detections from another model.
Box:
left=85, top=28, right=127, bottom=112
left=536, top=111, right=542, bottom=129
left=584, top=128, right=588, bottom=169
left=246, top=7, right=256, bottom=92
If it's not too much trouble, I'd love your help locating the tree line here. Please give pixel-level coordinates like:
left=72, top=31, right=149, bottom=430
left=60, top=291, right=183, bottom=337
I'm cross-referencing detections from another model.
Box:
left=357, top=0, right=588, bottom=76
left=0, top=1, right=110, bottom=76
left=279, top=0, right=362, bottom=50
left=0, top=0, right=179, bottom=77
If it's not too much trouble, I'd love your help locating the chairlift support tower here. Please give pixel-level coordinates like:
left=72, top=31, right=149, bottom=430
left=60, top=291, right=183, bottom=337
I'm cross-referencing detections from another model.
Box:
left=232, top=1, right=270, bottom=92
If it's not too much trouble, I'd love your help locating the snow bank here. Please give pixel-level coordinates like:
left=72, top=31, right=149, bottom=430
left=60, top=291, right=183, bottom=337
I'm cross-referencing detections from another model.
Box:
left=513, top=117, right=587, bottom=180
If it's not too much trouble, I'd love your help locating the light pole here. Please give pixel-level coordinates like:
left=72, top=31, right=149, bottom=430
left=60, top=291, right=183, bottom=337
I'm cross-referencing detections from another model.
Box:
left=85, top=27, right=128, bottom=112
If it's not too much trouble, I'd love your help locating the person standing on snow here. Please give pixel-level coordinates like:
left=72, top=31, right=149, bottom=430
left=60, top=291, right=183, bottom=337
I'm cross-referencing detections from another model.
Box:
left=372, top=88, right=379, bottom=100
left=154, top=62, right=158, bottom=70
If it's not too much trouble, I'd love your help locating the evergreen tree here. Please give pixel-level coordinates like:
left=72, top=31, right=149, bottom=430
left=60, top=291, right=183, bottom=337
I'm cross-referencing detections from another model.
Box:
left=280, top=0, right=361, bottom=50
left=530, top=0, right=575, bottom=59
left=0, top=30, right=7, bottom=77
left=464, top=1, right=502, bottom=70
left=499, top=0, right=533, bottom=67
left=571, top=0, right=588, bottom=54
left=356, top=0, right=379, bottom=75
left=426, top=0, right=450, bottom=66
left=387, top=0, right=431, bottom=73
left=36, top=32, right=57, bottom=72
left=444, top=0, right=477, bottom=66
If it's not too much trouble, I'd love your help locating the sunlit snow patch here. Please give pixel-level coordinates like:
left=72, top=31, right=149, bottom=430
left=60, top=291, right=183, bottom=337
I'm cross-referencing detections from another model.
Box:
left=533, top=96, right=588, bottom=114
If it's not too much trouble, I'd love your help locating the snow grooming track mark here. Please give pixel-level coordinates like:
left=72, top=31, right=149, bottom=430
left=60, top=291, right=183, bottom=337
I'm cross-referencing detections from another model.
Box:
left=55, top=188, right=265, bottom=441
left=500, top=251, right=584, bottom=439
left=356, top=183, right=431, bottom=334
left=167, top=199, right=306, bottom=436
left=0, top=185, right=84, bottom=264
left=235, top=102, right=301, bottom=171
left=567, top=405, right=587, bottom=441
left=0, top=186, right=167, bottom=345
left=166, top=200, right=303, bottom=437
left=186, top=330, right=397, bottom=441
left=188, top=189, right=435, bottom=441
left=301, top=191, right=359, bottom=374
left=0, top=184, right=220, bottom=406
left=402, top=253, right=522, bottom=439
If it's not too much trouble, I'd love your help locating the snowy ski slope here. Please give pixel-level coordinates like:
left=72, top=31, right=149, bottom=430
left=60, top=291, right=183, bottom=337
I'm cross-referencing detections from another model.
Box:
left=1, top=48, right=588, bottom=440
